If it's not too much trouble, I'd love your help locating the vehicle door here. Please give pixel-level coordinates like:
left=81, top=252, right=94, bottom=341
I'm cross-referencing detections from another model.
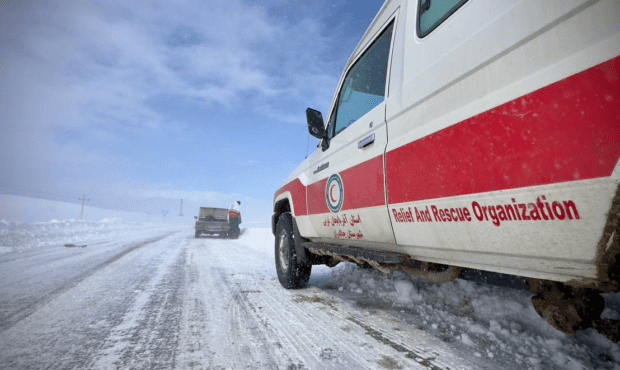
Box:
left=306, top=19, right=396, bottom=245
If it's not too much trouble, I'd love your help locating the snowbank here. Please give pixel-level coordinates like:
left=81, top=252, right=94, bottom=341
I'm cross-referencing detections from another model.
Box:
left=0, top=218, right=181, bottom=253
left=0, top=194, right=190, bottom=253
left=313, top=263, right=620, bottom=370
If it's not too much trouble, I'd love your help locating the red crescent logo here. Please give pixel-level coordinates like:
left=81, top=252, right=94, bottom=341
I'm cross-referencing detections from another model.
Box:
left=330, top=184, right=337, bottom=203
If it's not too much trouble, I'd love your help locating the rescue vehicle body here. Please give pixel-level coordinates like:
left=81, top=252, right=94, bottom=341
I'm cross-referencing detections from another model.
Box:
left=273, top=0, right=620, bottom=293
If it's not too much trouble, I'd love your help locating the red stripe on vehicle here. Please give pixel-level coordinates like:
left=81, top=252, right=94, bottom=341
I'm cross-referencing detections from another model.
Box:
left=386, top=56, right=620, bottom=204
left=308, top=155, right=385, bottom=215
left=274, top=178, right=307, bottom=216
left=307, top=178, right=328, bottom=215
left=340, top=155, right=386, bottom=211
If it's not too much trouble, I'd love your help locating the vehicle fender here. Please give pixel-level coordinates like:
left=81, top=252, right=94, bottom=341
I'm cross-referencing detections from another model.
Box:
left=274, top=191, right=296, bottom=216
left=272, top=192, right=294, bottom=235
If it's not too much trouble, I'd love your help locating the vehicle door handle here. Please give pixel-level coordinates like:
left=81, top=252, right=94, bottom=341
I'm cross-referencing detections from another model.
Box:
left=358, top=133, right=375, bottom=148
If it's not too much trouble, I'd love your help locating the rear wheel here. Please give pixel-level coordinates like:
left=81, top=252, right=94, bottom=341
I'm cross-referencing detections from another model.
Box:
left=275, top=213, right=311, bottom=289
left=194, top=231, right=201, bottom=238
left=230, top=225, right=240, bottom=239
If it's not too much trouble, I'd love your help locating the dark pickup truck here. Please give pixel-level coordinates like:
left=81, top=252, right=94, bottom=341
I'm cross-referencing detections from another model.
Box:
left=194, top=207, right=241, bottom=239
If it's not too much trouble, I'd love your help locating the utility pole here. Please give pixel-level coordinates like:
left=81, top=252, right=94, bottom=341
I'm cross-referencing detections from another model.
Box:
left=179, top=199, right=183, bottom=216
left=78, top=194, right=90, bottom=220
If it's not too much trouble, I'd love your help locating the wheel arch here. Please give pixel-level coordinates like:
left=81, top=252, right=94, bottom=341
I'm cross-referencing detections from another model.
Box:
left=272, top=192, right=294, bottom=235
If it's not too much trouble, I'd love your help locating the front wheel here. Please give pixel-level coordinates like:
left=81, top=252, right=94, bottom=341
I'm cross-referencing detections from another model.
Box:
left=194, top=231, right=201, bottom=238
left=275, top=213, right=311, bottom=289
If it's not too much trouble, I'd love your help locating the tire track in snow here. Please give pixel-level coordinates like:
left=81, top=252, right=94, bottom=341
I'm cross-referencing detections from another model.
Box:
left=0, top=232, right=177, bottom=332
left=312, top=289, right=485, bottom=369
left=258, top=282, right=405, bottom=369
left=182, top=237, right=311, bottom=369
left=219, top=270, right=281, bottom=369
left=225, top=271, right=398, bottom=369
left=216, top=271, right=330, bottom=369
left=0, top=271, right=158, bottom=370
left=346, top=316, right=442, bottom=369
left=252, top=280, right=368, bottom=368
left=111, top=247, right=188, bottom=369
left=189, top=234, right=435, bottom=369
left=0, top=234, right=180, bottom=370
left=182, top=231, right=491, bottom=369
left=246, top=276, right=480, bottom=369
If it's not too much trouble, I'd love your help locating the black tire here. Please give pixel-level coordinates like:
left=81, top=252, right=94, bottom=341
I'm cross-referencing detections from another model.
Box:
left=275, top=213, right=311, bottom=289
left=194, top=231, right=201, bottom=238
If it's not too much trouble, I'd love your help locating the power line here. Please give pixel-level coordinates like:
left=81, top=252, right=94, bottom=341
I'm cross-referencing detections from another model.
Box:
left=0, top=182, right=179, bottom=216
left=0, top=182, right=128, bottom=211
left=78, top=195, right=90, bottom=220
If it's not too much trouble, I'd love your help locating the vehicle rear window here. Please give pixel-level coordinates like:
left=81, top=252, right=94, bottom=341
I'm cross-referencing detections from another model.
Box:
left=417, top=0, right=468, bottom=38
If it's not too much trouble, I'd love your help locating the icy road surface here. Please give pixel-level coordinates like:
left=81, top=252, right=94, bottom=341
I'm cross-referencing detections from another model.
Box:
left=1, top=225, right=619, bottom=369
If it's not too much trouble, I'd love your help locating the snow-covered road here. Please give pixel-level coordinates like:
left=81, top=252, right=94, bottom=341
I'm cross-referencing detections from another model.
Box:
left=1, top=224, right=619, bottom=369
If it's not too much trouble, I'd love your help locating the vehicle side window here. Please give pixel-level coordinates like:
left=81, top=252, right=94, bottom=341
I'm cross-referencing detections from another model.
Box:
left=332, top=23, right=394, bottom=137
left=418, top=0, right=468, bottom=38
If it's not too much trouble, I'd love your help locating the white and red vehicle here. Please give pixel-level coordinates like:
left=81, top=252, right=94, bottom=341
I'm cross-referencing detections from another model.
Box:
left=272, top=0, right=620, bottom=335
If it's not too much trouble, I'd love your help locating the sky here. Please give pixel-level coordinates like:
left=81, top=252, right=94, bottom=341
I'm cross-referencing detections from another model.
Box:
left=0, top=0, right=385, bottom=224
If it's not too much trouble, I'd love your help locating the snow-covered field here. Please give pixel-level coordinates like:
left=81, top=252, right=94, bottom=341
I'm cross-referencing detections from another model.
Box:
left=0, top=194, right=184, bottom=254
left=1, top=196, right=619, bottom=369
left=0, top=218, right=181, bottom=254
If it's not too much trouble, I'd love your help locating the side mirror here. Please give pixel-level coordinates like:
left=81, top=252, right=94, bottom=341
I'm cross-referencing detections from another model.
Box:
left=306, top=108, right=326, bottom=139
left=194, top=216, right=197, bottom=219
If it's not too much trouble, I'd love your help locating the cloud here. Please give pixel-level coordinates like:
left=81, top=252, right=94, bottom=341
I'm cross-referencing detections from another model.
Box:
left=0, top=0, right=352, bottom=217
left=140, top=188, right=241, bottom=205
left=164, top=25, right=206, bottom=48
left=1, top=0, right=343, bottom=135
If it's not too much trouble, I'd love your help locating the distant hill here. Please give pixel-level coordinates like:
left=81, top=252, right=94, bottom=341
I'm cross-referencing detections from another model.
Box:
left=0, top=194, right=156, bottom=223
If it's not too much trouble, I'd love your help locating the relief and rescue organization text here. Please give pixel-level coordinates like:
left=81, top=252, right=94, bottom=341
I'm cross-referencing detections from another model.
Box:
left=391, top=195, right=580, bottom=227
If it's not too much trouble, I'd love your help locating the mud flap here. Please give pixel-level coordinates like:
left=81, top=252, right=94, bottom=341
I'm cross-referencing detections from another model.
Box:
left=291, top=217, right=310, bottom=265
left=592, top=319, right=620, bottom=342
left=531, top=289, right=605, bottom=335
